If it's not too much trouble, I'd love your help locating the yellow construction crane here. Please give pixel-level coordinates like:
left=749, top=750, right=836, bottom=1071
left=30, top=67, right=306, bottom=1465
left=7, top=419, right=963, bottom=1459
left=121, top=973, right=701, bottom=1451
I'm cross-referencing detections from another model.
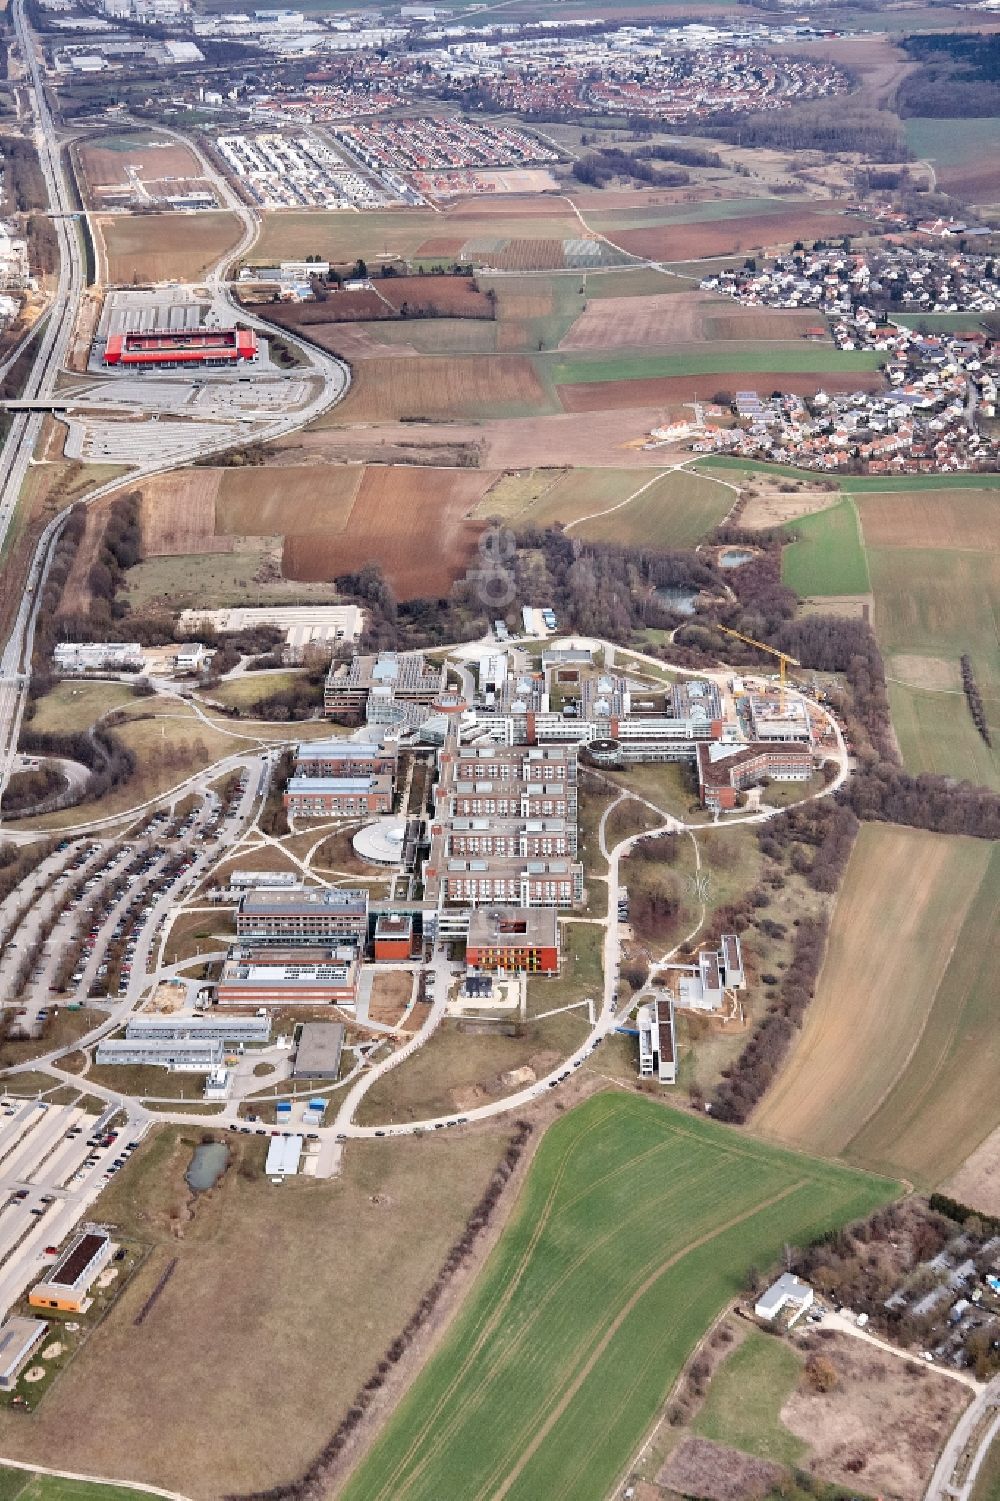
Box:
left=716, top=625, right=801, bottom=711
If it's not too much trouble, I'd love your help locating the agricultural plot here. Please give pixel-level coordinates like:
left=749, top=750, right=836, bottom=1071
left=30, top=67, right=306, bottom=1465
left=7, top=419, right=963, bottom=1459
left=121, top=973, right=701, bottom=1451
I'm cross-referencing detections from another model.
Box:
left=548, top=346, right=883, bottom=386
left=754, top=826, right=997, bottom=1187
left=97, top=211, right=244, bottom=286
left=780, top=498, right=869, bottom=596
left=582, top=267, right=693, bottom=299
left=321, top=354, right=555, bottom=423
left=252, top=202, right=584, bottom=268
left=485, top=275, right=587, bottom=352
left=574, top=467, right=734, bottom=547
left=856, top=488, right=1000, bottom=552
left=478, top=468, right=655, bottom=527
left=139, top=470, right=232, bottom=557
left=330, top=319, right=498, bottom=356
left=612, top=209, right=868, bottom=262
left=215, top=465, right=361, bottom=536
left=557, top=370, right=884, bottom=411
left=282, top=466, right=492, bottom=599
left=905, top=116, right=1000, bottom=204
left=867, top=545, right=1000, bottom=755
left=887, top=681, right=1000, bottom=790
left=97, top=211, right=245, bottom=285
left=339, top=1093, right=895, bottom=1501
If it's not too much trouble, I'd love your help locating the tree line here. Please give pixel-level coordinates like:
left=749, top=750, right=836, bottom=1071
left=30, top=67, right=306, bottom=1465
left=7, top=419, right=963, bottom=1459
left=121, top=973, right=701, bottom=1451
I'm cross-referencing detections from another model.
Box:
left=230, top=1121, right=534, bottom=1501
left=960, top=655, right=991, bottom=747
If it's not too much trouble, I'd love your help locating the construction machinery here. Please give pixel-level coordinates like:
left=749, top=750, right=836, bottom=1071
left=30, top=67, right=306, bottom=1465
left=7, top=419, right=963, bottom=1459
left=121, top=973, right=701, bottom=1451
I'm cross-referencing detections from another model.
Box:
left=716, top=626, right=801, bottom=711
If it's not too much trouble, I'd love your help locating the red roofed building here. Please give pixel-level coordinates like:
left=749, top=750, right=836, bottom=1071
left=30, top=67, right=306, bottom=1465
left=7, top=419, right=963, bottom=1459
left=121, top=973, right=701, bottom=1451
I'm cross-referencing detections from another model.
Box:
left=104, top=327, right=258, bottom=368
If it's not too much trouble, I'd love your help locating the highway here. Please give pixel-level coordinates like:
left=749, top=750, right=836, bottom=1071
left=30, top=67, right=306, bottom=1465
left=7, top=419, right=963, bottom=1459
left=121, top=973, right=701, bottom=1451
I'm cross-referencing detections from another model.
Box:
left=0, top=14, right=352, bottom=812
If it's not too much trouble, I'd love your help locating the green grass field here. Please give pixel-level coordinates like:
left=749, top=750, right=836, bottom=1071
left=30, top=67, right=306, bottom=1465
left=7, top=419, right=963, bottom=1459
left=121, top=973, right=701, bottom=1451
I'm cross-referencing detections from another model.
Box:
left=574, top=468, right=733, bottom=548
left=582, top=267, right=694, bottom=299
left=546, top=347, right=883, bottom=385
left=780, top=498, right=870, bottom=596
left=905, top=116, right=1000, bottom=168
left=973, top=1433, right=1000, bottom=1501
left=887, top=681, right=1000, bottom=790
left=845, top=842, right=1000, bottom=1185
left=868, top=545, right=1000, bottom=729
left=339, top=1093, right=896, bottom=1501
left=0, top=1470, right=154, bottom=1501
left=692, top=1329, right=806, bottom=1466
left=696, top=457, right=1000, bottom=491
left=584, top=196, right=823, bottom=232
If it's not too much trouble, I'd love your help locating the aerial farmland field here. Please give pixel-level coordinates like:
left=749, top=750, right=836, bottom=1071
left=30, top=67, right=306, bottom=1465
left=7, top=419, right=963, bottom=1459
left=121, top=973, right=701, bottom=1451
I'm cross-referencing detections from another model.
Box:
left=322, top=354, right=555, bottom=423
left=546, top=346, right=883, bottom=385
left=96, top=211, right=244, bottom=284
left=867, top=545, right=1000, bottom=762
left=339, top=1093, right=896, bottom=1501
left=754, top=826, right=998, bottom=1186
left=282, top=465, right=492, bottom=598
left=573, top=467, right=734, bottom=547
left=780, top=497, right=870, bottom=596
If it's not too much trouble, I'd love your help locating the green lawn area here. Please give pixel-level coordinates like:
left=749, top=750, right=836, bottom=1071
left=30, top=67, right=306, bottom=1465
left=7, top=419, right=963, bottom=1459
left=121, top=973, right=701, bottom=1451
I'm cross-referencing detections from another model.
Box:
left=905, top=115, right=1000, bottom=168
left=0, top=1471, right=155, bottom=1501
left=893, top=313, right=994, bottom=332
left=339, top=1093, right=898, bottom=1501
left=697, top=457, right=1000, bottom=492
left=208, top=671, right=305, bottom=711
left=887, top=681, right=1000, bottom=791
left=26, top=680, right=136, bottom=734
left=868, top=545, right=1000, bottom=767
left=781, top=498, right=870, bottom=596
left=693, top=1328, right=807, bottom=1466
left=574, top=468, right=734, bottom=549
left=546, top=347, right=883, bottom=385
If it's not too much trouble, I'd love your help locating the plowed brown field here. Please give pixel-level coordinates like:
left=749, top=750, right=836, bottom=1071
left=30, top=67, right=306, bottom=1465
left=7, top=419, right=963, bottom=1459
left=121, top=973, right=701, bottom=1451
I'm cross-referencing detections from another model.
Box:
left=282, top=466, right=493, bottom=598
left=557, top=371, right=883, bottom=410
left=559, top=291, right=707, bottom=349
left=856, top=488, right=1000, bottom=551
left=215, top=466, right=362, bottom=536
left=98, top=211, right=245, bottom=284
left=141, top=470, right=230, bottom=556
left=615, top=211, right=867, bottom=261
left=324, top=355, right=551, bottom=422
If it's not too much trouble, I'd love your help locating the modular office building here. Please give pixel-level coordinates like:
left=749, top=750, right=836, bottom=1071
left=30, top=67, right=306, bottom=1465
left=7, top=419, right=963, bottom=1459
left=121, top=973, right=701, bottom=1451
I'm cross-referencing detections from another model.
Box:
left=124, top=1015, right=271, bottom=1045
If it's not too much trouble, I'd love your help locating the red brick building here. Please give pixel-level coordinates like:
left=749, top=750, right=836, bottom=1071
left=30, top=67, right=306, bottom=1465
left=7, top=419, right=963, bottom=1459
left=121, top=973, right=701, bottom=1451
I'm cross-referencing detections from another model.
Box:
left=465, top=908, right=560, bottom=976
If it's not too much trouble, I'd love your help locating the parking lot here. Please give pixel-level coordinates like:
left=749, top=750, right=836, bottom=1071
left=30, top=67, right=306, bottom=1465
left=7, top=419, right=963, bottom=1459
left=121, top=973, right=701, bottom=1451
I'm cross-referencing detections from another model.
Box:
left=0, top=1098, right=146, bottom=1322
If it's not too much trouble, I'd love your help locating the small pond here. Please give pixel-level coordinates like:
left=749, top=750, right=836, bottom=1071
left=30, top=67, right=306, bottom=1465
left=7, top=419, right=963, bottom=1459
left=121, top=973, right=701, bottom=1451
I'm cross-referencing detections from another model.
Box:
left=718, top=549, right=755, bottom=569
left=185, top=1140, right=228, bottom=1193
left=655, top=586, right=698, bottom=615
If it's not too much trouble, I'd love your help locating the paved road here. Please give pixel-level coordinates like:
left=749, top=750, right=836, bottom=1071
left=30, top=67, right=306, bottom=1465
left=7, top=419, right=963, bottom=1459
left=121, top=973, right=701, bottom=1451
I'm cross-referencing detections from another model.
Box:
left=0, top=35, right=352, bottom=813
left=925, top=1375, right=1000, bottom=1501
